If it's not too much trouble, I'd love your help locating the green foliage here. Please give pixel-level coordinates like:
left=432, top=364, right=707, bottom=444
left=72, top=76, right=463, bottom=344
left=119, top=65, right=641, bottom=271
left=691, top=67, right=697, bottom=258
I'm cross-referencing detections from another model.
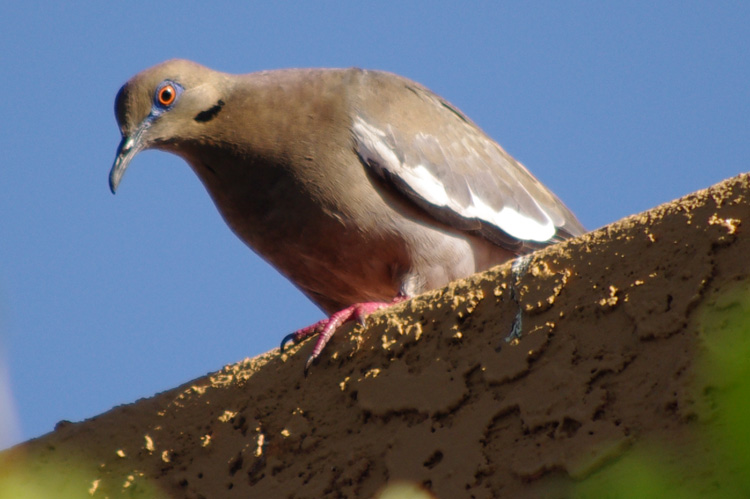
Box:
left=573, top=281, right=750, bottom=498
left=0, top=452, right=166, bottom=499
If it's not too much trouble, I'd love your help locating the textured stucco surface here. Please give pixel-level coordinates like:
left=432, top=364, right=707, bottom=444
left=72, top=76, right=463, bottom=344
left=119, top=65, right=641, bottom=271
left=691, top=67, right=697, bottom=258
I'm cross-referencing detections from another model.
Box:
left=3, top=174, right=750, bottom=498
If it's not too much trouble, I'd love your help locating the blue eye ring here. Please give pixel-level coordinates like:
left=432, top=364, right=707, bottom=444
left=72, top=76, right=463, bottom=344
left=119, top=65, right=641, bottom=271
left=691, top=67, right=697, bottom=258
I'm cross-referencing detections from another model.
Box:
left=153, top=80, right=183, bottom=110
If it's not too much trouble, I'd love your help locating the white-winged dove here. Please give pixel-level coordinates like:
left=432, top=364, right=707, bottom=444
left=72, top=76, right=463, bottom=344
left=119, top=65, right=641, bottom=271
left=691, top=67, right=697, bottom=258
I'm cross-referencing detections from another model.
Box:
left=110, top=59, right=584, bottom=368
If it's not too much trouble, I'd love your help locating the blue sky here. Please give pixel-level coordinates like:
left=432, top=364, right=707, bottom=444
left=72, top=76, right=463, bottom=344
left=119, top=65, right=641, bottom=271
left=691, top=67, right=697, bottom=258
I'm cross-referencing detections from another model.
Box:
left=1, top=2, right=748, bottom=448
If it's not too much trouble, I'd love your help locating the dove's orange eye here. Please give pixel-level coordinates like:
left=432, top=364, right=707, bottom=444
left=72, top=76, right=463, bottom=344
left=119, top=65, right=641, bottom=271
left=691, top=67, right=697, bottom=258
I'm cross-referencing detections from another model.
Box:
left=157, top=84, right=176, bottom=106
left=152, top=80, right=183, bottom=112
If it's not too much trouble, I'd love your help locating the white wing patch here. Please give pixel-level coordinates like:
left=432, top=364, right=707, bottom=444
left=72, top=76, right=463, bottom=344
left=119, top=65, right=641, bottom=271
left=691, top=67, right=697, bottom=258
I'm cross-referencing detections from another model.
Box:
left=401, top=164, right=452, bottom=206
left=353, top=116, right=555, bottom=243
left=499, top=207, right=554, bottom=241
left=352, top=118, right=400, bottom=173
left=469, top=188, right=555, bottom=242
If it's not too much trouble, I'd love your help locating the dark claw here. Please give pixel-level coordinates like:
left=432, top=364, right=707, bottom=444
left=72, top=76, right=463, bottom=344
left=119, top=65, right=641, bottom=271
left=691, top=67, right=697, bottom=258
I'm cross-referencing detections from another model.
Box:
left=280, top=332, right=297, bottom=352
left=355, top=311, right=367, bottom=328
left=304, top=354, right=317, bottom=374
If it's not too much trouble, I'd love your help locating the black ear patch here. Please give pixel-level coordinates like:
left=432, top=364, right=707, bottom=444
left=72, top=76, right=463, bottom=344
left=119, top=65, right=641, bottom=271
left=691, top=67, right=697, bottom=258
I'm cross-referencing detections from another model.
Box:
left=194, top=100, right=225, bottom=123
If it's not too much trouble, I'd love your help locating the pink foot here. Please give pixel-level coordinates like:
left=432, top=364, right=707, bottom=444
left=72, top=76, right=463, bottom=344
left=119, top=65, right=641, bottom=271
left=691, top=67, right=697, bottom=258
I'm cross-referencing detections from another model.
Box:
left=281, top=296, right=407, bottom=370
